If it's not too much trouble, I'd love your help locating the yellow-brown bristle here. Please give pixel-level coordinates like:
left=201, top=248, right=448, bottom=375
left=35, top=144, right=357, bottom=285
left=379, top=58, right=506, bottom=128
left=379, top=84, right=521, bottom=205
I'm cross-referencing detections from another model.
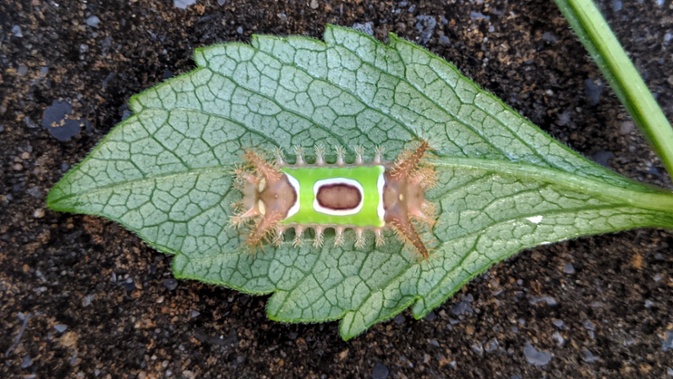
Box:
left=374, top=229, right=385, bottom=247
left=390, top=141, right=430, bottom=178
left=421, top=201, right=437, bottom=218
left=411, top=166, right=437, bottom=189
left=245, top=211, right=283, bottom=249
left=293, top=226, right=305, bottom=247
left=244, top=150, right=283, bottom=183
left=388, top=219, right=429, bottom=259
left=313, top=226, right=325, bottom=248
left=354, top=228, right=366, bottom=248
left=410, top=212, right=436, bottom=227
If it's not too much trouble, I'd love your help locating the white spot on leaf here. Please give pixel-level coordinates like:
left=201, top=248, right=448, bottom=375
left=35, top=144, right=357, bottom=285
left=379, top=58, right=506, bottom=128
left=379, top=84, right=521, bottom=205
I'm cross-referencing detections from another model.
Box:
left=526, top=215, right=543, bottom=224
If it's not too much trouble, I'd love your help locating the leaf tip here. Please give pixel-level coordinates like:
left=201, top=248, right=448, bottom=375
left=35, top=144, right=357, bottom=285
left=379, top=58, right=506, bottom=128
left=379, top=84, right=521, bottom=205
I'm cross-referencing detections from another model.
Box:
left=45, top=186, right=61, bottom=211
left=46, top=175, right=76, bottom=212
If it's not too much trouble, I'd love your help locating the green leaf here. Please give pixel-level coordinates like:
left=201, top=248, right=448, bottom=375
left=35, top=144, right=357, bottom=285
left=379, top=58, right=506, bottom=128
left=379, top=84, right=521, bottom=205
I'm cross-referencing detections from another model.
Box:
left=47, top=25, right=673, bottom=340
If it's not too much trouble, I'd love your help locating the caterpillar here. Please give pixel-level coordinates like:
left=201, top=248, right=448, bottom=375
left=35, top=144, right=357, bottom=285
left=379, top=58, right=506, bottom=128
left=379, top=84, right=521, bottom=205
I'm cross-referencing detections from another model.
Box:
left=231, top=141, right=437, bottom=257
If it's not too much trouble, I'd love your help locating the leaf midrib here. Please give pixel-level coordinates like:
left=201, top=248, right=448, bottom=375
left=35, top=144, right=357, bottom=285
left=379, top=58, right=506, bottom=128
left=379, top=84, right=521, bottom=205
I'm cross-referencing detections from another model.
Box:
left=50, top=153, right=673, bottom=217
left=432, top=157, right=673, bottom=213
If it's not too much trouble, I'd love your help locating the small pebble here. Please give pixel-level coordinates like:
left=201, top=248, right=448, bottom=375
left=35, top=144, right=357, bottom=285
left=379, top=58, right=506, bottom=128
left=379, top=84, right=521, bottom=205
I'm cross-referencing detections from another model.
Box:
left=542, top=32, right=557, bottom=43
left=584, top=320, right=596, bottom=339
left=33, top=208, right=45, bottom=218
left=667, top=367, right=673, bottom=376
left=162, top=278, right=178, bottom=291
left=190, top=310, right=200, bottom=319
left=352, top=22, right=374, bottom=36
left=24, top=116, right=38, bottom=129
left=86, top=15, right=100, bottom=27
left=27, top=186, right=42, bottom=198
left=563, top=263, right=576, bottom=274
left=619, top=121, right=635, bottom=135
left=17, top=64, right=28, bottom=76
left=611, top=0, right=623, bottom=12
left=49, top=119, right=84, bottom=142
left=82, top=294, right=95, bottom=307
left=173, top=0, right=196, bottom=9
left=236, top=26, right=243, bottom=34
left=556, top=109, right=572, bottom=126
left=469, top=11, right=489, bottom=20
left=529, top=296, right=558, bottom=306
left=523, top=343, right=552, bottom=366
left=372, top=362, right=389, bottom=379
left=21, top=355, right=32, bottom=369
left=590, top=150, right=614, bottom=167
left=393, top=314, right=404, bottom=325
left=42, top=101, right=71, bottom=124
left=484, top=338, right=499, bottom=353
left=309, top=0, right=318, bottom=9
left=12, top=25, right=23, bottom=37
left=584, top=349, right=599, bottom=363
left=552, top=319, right=564, bottom=328
left=663, top=331, right=673, bottom=352
left=584, top=78, right=603, bottom=106
left=552, top=331, right=565, bottom=346
left=471, top=342, right=484, bottom=356
left=415, top=15, right=437, bottom=44
left=54, top=324, right=68, bottom=333
left=664, top=31, right=673, bottom=45
left=450, top=300, right=472, bottom=316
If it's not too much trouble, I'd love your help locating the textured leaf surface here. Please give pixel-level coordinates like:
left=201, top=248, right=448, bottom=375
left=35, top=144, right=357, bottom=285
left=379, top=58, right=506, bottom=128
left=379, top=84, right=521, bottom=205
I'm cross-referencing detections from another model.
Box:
left=48, top=25, right=673, bottom=340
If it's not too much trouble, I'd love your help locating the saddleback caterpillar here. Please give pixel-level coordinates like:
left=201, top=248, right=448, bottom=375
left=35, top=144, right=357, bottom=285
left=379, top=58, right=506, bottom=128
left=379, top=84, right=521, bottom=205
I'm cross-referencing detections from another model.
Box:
left=231, top=141, right=437, bottom=257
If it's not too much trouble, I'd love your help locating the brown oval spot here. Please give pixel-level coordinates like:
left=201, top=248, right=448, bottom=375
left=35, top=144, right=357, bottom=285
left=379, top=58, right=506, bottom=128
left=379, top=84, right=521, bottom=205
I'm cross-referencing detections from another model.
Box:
left=316, top=184, right=362, bottom=210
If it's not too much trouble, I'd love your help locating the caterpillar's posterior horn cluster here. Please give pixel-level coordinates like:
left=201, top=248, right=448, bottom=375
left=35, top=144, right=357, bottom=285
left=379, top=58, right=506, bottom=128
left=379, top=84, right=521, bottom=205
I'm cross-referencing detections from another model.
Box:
left=231, top=141, right=436, bottom=258
left=382, top=140, right=436, bottom=257
left=230, top=149, right=296, bottom=248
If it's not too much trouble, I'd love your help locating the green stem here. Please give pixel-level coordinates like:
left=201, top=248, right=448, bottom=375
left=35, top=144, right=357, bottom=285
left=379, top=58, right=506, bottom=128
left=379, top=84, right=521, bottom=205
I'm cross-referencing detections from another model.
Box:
left=553, top=0, right=673, bottom=178
left=433, top=158, right=673, bottom=214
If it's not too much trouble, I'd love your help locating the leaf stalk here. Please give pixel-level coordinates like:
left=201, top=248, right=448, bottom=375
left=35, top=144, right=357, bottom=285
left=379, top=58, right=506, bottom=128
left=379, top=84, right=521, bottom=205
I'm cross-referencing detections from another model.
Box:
left=553, top=0, right=673, bottom=179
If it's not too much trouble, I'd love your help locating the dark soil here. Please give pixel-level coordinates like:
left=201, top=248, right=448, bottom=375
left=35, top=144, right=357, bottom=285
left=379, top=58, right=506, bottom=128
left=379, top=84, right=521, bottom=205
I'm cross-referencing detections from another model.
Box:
left=2, top=0, right=673, bottom=377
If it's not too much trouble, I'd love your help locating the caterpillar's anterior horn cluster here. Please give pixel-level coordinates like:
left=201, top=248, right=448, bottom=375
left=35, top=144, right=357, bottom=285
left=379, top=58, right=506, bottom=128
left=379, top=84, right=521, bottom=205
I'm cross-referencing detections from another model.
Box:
left=231, top=141, right=437, bottom=258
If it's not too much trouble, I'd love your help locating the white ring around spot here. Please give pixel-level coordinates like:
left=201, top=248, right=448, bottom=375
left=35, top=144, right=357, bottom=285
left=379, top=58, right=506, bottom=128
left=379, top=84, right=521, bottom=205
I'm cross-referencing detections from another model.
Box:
left=285, top=173, right=300, bottom=219
left=313, top=178, right=364, bottom=216
left=376, top=172, right=385, bottom=223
